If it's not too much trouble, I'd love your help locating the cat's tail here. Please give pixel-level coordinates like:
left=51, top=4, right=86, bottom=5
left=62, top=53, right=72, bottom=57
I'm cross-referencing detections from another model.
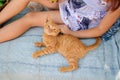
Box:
left=85, top=37, right=101, bottom=52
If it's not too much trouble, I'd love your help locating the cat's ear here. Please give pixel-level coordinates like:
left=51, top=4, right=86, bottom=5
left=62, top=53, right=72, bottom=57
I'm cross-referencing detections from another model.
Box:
left=46, top=17, right=53, bottom=23
left=45, top=17, right=49, bottom=23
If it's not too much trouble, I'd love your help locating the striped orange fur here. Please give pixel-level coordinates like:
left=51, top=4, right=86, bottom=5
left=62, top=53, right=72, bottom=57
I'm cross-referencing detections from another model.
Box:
left=33, top=18, right=101, bottom=72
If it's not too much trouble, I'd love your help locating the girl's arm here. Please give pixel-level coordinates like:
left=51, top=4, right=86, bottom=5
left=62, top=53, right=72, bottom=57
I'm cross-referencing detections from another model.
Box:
left=60, top=8, right=120, bottom=38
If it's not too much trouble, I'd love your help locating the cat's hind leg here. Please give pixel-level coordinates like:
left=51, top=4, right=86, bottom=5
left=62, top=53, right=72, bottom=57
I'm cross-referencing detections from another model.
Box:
left=33, top=46, right=56, bottom=58
left=35, top=42, right=45, bottom=47
left=60, top=57, right=79, bottom=72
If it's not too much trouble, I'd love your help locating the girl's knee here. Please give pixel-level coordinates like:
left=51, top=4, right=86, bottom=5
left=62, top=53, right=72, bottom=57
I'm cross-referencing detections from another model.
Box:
left=24, top=12, right=39, bottom=22
left=24, top=12, right=35, bottom=18
left=22, top=12, right=36, bottom=26
left=23, top=12, right=41, bottom=27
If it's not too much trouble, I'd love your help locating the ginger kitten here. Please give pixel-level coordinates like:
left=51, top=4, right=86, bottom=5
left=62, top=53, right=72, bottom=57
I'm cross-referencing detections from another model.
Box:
left=33, top=18, right=101, bottom=72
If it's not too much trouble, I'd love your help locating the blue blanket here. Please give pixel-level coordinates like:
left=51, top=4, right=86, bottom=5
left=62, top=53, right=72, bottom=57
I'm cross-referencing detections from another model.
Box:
left=0, top=8, right=120, bottom=80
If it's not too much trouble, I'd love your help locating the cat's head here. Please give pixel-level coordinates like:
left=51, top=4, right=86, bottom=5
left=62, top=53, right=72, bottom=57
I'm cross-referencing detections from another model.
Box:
left=44, top=17, right=61, bottom=36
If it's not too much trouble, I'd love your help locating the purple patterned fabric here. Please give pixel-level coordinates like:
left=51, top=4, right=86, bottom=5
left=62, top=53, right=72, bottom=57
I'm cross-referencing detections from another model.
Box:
left=59, top=0, right=107, bottom=31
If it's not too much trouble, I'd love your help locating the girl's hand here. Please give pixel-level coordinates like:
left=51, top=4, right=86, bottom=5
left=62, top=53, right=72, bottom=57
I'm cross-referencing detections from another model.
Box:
left=59, top=25, right=72, bottom=34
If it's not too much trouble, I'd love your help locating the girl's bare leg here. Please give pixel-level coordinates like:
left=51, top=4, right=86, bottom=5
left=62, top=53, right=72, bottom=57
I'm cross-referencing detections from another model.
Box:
left=0, top=11, right=63, bottom=43
left=0, top=0, right=59, bottom=24
left=0, top=0, right=31, bottom=24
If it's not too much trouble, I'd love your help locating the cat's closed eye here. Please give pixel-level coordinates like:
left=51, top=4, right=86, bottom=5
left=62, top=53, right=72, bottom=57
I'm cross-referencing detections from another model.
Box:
left=47, top=25, right=50, bottom=28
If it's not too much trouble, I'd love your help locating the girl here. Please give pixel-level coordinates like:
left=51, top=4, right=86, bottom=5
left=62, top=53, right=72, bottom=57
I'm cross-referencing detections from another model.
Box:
left=0, top=0, right=120, bottom=43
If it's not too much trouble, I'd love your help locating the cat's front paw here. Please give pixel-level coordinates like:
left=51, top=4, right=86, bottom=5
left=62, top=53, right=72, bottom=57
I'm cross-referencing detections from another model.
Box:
left=32, top=53, right=39, bottom=59
left=35, top=42, right=42, bottom=47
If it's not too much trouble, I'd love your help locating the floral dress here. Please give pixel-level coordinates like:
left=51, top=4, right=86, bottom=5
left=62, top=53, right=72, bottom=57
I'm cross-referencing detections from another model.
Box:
left=59, top=0, right=120, bottom=41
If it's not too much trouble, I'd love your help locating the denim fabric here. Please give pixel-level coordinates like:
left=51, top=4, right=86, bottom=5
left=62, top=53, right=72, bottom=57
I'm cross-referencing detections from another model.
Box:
left=102, top=17, right=120, bottom=41
left=0, top=8, right=120, bottom=80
